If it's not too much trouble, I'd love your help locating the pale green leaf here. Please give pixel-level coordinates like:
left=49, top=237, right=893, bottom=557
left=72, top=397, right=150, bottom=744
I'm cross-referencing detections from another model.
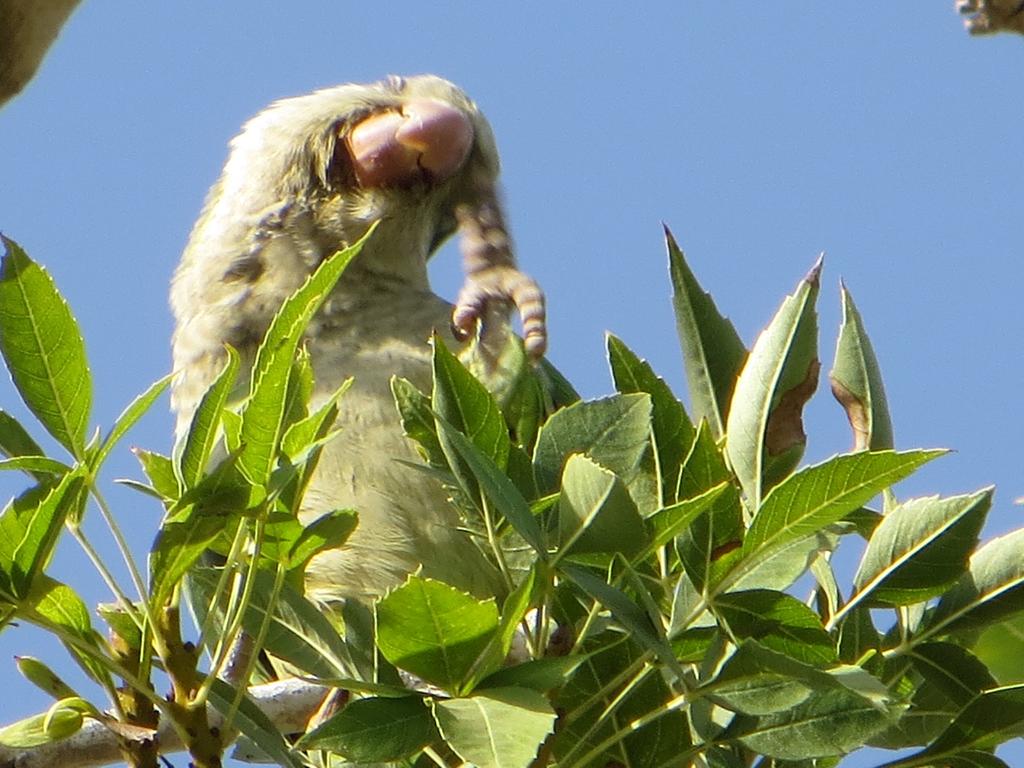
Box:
left=852, top=489, right=990, bottom=607
left=666, top=227, right=746, bottom=441
left=725, top=257, right=821, bottom=507
left=928, top=528, right=1024, bottom=637
left=0, top=703, right=83, bottom=748
left=608, top=333, right=695, bottom=502
left=432, top=687, right=556, bottom=768
left=742, top=450, right=943, bottom=562
left=830, top=283, right=894, bottom=451
left=556, top=454, right=647, bottom=559
left=533, top=393, right=652, bottom=494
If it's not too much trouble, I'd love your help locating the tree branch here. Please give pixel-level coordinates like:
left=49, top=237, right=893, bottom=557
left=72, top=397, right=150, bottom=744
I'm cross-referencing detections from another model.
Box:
left=0, top=678, right=328, bottom=768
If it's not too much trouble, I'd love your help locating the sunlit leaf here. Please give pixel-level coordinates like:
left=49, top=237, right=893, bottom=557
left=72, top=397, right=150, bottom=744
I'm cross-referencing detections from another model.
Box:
left=376, top=576, right=499, bottom=694
left=608, top=333, right=695, bottom=502
left=432, top=687, right=555, bottom=768
left=830, top=283, right=894, bottom=451
left=852, top=489, right=990, bottom=607
left=726, top=257, right=821, bottom=507
left=666, top=228, right=746, bottom=441
left=0, top=237, right=91, bottom=458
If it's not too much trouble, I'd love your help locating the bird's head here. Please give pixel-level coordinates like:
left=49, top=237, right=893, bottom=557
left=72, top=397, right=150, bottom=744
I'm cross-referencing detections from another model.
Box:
left=171, top=75, right=541, bottom=424
left=189, top=74, right=501, bottom=279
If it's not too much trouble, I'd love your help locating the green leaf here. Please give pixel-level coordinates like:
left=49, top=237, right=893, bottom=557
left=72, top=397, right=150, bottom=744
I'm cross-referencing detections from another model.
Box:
left=699, top=641, right=825, bottom=716
left=434, top=418, right=545, bottom=555
left=192, top=566, right=354, bottom=679
left=0, top=409, right=44, bottom=459
left=666, top=227, right=747, bottom=441
left=149, top=507, right=228, bottom=606
left=909, top=643, right=996, bottom=707
left=971, top=613, right=1024, bottom=684
left=644, top=482, right=729, bottom=556
left=554, top=634, right=690, bottom=767
left=0, top=410, right=52, bottom=482
left=132, top=448, right=180, bottom=501
left=300, top=695, right=438, bottom=761
left=851, top=489, right=990, bottom=607
left=0, top=237, right=91, bottom=458
left=434, top=334, right=511, bottom=470
left=940, top=753, right=1012, bottom=768
left=881, top=686, right=1024, bottom=767
left=280, top=377, right=350, bottom=462
left=0, top=469, right=85, bottom=599
left=27, top=576, right=111, bottom=688
left=238, top=234, right=366, bottom=484
left=376, top=576, right=499, bottom=693
left=0, top=456, right=72, bottom=477
left=556, top=454, right=647, bottom=560
left=677, top=419, right=732, bottom=500
left=0, top=701, right=84, bottom=747
left=607, top=333, right=695, bottom=503
left=928, top=527, right=1024, bottom=637
left=560, top=563, right=678, bottom=674
left=713, top=589, right=837, bottom=665
left=432, top=687, right=556, bottom=768
left=392, top=375, right=448, bottom=468
left=742, top=450, right=943, bottom=563
left=285, top=509, right=357, bottom=571
left=837, top=604, right=880, bottom=665
left=479, top=656, right=588, bottom=693
left=937, top=753, right=1007, bottom=765
left=533, top=393, right=652, bottom=495
left=177, top=346, right=239, bottom=488
left=729, top=528, right=840, bottom=594
left=676, top=482, right=744, bottom=593
left=830, top=283, right=894, bottom=451
left=726, top=257, right=821, bottom=507
left=728, top=686, right=896, bottom=759
left=16, top=656, right=79, bottom=700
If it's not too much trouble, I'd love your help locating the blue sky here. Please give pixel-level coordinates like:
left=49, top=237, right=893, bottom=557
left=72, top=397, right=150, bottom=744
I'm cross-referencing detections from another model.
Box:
left=1, top=4, right=1022, bottom=766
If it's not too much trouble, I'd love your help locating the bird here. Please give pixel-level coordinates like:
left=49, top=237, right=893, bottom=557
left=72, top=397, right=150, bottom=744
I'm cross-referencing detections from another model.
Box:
left=170, top=75, right=547, bottom=605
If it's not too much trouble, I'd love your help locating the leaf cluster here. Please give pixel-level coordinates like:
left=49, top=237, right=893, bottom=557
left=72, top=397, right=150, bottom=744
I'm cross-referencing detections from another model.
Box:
left=0, top=231, right=1022, bottom=768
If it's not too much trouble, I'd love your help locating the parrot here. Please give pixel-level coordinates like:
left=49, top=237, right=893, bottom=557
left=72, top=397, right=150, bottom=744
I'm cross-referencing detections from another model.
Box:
left=170, top=74, right=547, bottom=604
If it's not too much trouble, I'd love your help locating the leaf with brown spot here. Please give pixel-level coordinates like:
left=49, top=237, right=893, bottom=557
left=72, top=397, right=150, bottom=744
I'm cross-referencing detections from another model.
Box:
left=830, top=283, right=893, bottom=452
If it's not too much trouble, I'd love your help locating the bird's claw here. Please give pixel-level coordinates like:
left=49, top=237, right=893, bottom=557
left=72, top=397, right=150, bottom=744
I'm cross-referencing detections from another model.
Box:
left=452, top=266, right=547, bottom=360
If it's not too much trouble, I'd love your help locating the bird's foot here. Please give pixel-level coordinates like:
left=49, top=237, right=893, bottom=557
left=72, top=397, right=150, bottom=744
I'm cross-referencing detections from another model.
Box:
left=453, top=198, right=547, bottom=360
